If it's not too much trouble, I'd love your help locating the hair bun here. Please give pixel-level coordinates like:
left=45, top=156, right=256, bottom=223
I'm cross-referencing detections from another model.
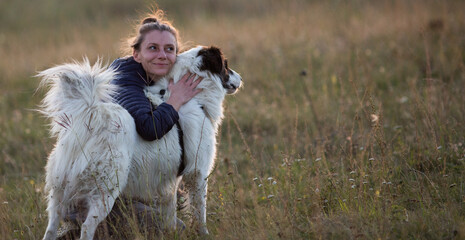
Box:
left=142, top=17, right=158, bottom=25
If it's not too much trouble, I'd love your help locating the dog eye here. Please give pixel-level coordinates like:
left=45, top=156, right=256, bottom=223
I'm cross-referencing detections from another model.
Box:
left=159, top=89, right=166, bottom=95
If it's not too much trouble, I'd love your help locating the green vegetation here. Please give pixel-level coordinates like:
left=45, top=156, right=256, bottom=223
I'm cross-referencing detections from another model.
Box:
left=1, top=0, right=464, bottom=239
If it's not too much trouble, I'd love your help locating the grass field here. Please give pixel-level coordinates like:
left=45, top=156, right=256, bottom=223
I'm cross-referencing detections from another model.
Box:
left=1, top=0, right=464, bottom=239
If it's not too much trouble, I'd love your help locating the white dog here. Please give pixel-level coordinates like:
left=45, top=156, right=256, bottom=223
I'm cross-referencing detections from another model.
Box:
left=39, top=46, right=241, bottom=239
left=38, top=59, right=136, bottom=240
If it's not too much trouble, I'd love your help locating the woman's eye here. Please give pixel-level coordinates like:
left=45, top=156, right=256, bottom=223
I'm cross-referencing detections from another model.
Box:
left=149, top=46, right=157, bottom=50
left=166, top=46, right=175, bottom=52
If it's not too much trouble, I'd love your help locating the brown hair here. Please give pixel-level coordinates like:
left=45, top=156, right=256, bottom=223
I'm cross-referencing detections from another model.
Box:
left=127, top=9, right=180, bottom=54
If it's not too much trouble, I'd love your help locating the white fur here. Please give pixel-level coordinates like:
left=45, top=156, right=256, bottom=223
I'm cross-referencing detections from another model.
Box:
left=39, top=46, right=242, bottom=239
left=38, top=59, right=136, bottom=240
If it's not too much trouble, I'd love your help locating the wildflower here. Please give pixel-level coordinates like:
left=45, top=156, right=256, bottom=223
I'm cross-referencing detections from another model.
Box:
left=437, top=146, right=442, bottom=150
left=315, top=188, right=320, bottom=193
left=258, top=184, right=262, bottom=188
left=315, top=158, right=321, bottom=162
left=29, top=180, right=35, bottom=185
left=363, top=181, right=368, bottom=184
left=331, top=74, right=337, bottom=85
left=350, top=171, right=356, bottom=175
left=375, top=190, right=380, bottom=197
left=267, top=177, right=273, bottom=181
left=349, top=178, right=355, bottom=182
left=253, top=177, right=258, bottom=181
left=267, top=195, right=275, bottom=199
left=272, top=181, right=277, bottom=185
left=351, top=185, right=356, bottom=189
left=369, top=158, right=375, bottom=161
left=399, top=96, right=408, bottom=103
left=370, top=114, right=379, bottom=123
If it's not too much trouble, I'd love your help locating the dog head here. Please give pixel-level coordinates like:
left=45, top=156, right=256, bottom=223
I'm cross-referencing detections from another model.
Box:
left=196, top=46, right=242, bottom=94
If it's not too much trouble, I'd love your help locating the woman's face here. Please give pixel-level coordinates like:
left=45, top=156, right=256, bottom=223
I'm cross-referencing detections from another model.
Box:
left=133, top=30, right=177, bottom=80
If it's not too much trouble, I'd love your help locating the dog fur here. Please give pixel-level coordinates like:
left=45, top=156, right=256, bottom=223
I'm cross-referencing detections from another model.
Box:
left=38, top=59, right=136, bottom=239
left=38, top=46, right=241, bottom=239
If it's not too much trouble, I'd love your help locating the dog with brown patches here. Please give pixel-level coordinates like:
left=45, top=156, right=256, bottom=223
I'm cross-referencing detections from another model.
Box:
left=138, top=45, right=242, bottom=234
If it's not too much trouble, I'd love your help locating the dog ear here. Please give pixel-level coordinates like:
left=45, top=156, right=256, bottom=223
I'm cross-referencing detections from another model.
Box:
left=198, top=46, right=224, bottom=74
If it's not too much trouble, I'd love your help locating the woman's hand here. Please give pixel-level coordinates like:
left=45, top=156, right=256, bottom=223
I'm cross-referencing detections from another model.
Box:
left=166, top=72, right=203, bottom=111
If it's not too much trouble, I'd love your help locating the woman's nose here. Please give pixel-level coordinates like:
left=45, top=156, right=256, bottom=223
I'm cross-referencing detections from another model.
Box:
left=157, top=50, right=167, bottom=59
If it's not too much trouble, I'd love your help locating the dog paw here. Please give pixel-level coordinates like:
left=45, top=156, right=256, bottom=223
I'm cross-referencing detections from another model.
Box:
left=198, top=226, right=209, bottom=236
left=42, top=231, right=58, bottom=240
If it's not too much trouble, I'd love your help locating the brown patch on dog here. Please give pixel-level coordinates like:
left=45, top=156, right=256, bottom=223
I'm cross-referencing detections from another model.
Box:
left=198, top=46, right=224, bottom=74
left=198, top=46, right=231, bottom=88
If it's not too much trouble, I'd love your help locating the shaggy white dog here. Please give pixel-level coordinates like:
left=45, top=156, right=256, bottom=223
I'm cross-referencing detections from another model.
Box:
left=38, top=46, right=241, bottom=239
left=38, top=60, right=136, bottom=240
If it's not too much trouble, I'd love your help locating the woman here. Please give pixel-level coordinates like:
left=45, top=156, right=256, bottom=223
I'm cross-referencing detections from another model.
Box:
left=109, top=10, right=196, bottom=230
left=111, top=10, right=202, bottom=140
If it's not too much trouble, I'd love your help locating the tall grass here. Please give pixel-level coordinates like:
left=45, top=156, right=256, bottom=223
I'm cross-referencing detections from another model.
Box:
left=1, top=0, right=464, bottom=239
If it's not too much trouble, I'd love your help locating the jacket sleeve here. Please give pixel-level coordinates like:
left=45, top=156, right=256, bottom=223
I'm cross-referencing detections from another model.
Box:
left=110, top=57, right=179, bottom=141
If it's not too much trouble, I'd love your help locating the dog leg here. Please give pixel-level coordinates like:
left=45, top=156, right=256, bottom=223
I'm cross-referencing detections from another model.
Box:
left=157, top=190, right=178, bottom=232
left=79, top=196, right=116, bottom=240
left=185, top=171, right=209, bottom=235
left=43, top=197, right=61, bottom=240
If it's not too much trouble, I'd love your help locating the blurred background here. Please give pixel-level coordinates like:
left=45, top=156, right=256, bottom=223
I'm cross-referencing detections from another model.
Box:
left=1, top=0, right=464, bottom=239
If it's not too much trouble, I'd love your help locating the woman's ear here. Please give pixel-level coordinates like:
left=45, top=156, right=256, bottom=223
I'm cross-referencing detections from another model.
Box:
left=133, top=49, right=141, bottom=63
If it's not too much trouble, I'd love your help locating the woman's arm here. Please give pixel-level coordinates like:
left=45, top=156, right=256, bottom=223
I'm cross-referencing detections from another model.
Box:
left=111, top=57, right=179, bottom=141
left=116, top=82, right=179, bottom=141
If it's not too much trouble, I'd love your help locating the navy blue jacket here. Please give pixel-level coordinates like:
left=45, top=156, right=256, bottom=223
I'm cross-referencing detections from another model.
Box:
left=110, top=56, right=179, bottom=141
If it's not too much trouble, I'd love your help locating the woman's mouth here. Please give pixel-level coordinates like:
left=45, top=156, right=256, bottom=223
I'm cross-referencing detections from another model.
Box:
left=153, top=63, right=170, bottom=67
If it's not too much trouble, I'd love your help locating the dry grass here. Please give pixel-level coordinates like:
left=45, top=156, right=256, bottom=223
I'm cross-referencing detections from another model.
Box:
left=1, top=0, right=464, bottom=239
